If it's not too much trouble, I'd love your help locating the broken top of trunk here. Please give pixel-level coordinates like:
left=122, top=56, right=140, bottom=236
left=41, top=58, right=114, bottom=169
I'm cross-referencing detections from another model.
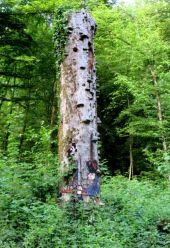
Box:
left=58, top=10, right=100, bottom=203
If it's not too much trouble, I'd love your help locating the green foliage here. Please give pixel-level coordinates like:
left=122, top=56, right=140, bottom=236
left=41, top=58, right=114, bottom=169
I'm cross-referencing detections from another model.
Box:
left=101, top=176, right=170, bottom=247
left=0, top=152, right=61, bottom=247
left=157, top=153, right=170, bottom=178
left=0, top=1, right=170, bottom=246
left=92, top=1, right=170, bottom=174
left=53, top=6, right=72, bottom=77
left=0, top=165, right=169, bottom=247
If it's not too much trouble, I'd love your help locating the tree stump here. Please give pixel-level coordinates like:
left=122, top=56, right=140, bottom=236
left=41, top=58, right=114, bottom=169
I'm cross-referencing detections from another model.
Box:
left=58, top=10, right=100, bottom=203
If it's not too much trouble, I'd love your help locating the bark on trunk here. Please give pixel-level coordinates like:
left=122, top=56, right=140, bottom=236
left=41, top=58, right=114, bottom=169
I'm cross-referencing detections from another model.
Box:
left=0, top=78, right=11, bottom=111
left=50, top=80, right=58, bottom=153
left=18, top=103, right=29, bottom=155
left=58, top=10, right=100, bottom=202
left=2, top=77, right=16, bottom=154
left=149, top=65, right=167, bottom=153
left=128, top=136, right=133, bottom=180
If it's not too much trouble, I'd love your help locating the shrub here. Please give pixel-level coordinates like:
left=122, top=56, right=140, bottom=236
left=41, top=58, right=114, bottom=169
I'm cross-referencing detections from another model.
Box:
left=0, top=158, right=169, bottom=248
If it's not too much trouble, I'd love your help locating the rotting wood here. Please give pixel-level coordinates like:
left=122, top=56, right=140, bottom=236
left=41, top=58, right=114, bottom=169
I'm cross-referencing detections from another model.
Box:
left=58, top=10, right=101, bottom=204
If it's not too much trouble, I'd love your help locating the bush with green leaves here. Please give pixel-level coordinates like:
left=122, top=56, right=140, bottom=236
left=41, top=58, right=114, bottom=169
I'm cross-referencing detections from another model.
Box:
left=0, top=158, right=169, bottom=248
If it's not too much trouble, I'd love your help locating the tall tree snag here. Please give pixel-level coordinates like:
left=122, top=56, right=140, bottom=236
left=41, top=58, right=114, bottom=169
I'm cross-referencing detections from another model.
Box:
left=58, top=10, right=100, bottom=203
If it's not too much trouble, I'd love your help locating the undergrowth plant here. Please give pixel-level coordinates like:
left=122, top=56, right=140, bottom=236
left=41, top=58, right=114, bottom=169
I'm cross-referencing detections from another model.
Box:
left=0, top=158, right=169, bottom=248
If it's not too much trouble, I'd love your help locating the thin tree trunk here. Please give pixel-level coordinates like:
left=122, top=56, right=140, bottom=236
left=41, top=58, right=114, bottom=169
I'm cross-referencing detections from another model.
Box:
left=58, top=10, right=100, bottom=203
left=0, top=78, right=11, bottom=111
left=127, top=97, right=134, bottom=180
left=2, top=77, right=16, bottom=154
left=18, top=102, right=29, bottom=156
left=129, top=136, right=133, bottom=180
left=50, top=80, right=57, bottom=127
left=50, top=80, right=58, bottom=153
left=18, top=81, right=32, bottom=155
left=149, top=65, right=167, bottom=153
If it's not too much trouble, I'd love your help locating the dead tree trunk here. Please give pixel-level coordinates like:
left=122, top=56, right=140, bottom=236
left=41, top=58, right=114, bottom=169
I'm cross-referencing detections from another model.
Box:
left=58, top=10, right=100, bottom=203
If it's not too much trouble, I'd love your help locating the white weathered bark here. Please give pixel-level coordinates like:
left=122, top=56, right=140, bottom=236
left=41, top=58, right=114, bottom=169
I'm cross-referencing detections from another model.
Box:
left=58, top=10, right=100, bottom=201
left=149, top=65, right=167, bottom=153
